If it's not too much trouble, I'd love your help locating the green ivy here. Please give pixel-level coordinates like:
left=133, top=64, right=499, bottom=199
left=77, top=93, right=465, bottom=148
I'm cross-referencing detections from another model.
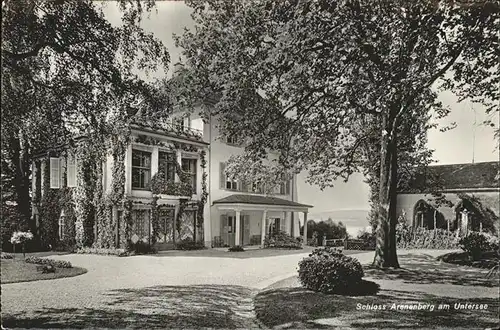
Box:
left=197, top=150, right=208, bottom=230
left=151, top=196, right=159, bottom=245
left=122, top=199, right=133, bottom=247
left=74, top=141, right=96, bottom=247
left=176, top=199, right=187, bottom=235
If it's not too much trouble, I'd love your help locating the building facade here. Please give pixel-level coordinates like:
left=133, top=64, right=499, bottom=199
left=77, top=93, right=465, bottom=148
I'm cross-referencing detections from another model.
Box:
left=31, top=107, right=312, bottom=249
left=396, top=161, right=500, bottom=236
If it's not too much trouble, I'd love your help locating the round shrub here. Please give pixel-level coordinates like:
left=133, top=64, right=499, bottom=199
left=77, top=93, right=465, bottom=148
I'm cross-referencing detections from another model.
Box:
left=298, top=247, right=364, bottom=294
left=228, top=245, right=245, bottom=252
left=459, top=232, right=497, bottom=260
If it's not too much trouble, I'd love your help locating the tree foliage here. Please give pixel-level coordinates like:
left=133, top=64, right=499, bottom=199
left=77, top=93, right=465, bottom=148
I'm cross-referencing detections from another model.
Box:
left=176, top=0, right=498, bottom=267
left=1, top=0, right=170, bottom=234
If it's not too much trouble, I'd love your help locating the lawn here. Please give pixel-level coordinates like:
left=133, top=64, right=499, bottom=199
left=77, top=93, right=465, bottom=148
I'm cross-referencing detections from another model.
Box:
left=1, top=285, right=259, bottom=329
left=255, top=252, right=499, bottom=329
left=1, top=258, right=87, bottom=284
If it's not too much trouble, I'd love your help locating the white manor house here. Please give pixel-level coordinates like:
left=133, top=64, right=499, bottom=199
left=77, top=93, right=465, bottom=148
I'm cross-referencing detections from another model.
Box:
left=30, top=104, right=313, bottom=250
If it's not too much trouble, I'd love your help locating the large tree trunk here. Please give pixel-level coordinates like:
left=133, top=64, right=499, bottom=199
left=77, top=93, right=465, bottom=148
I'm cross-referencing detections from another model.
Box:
left=373, top=116, right=400, bottom=268
left=10, top=132, right=32, bottom=230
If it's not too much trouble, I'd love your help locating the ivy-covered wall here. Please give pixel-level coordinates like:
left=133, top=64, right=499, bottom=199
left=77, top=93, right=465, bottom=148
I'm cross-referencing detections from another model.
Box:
left=35, top=130, right=209, bottom=250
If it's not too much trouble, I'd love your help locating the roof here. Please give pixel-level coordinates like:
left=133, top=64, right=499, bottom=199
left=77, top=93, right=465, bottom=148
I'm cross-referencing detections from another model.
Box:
left=213, top=194, right=313, bottom=208
left=400, top=161, right=500, bottom=193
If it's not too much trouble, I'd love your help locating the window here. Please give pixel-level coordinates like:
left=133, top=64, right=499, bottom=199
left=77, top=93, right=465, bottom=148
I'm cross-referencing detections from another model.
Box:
left=226, top=178, right=238, bottom=190
left=226, top=134, right=238, bottom=145
left=280, top=175, right=291, bottom=195
left=269, top=218, right=281, bottom=235
left=67, top=155, right=77, bottom=187
left=227, top=216, right=235, bottom=233
left=50, top=157, right=61, bottom=189
left=132, top=150, right=151, bottom=189
left=252, top=181, right=265, bottom=194
left=133, top=210, right=147, bottom=238
left=220, top=162, right=238, bottom=190
left=181, top=158, right=197, bottom=194
left=159, top=152, right=176, bottom=182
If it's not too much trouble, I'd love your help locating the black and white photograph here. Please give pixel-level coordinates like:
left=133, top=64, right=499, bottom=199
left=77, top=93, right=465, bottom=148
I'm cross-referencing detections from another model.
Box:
left=1, top=0, right=499, bottom=329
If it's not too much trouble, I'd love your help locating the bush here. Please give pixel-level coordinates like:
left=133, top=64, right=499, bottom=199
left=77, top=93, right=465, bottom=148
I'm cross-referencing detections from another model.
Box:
left=54, top=239, right=76, bottom=253
left=1, top=252, right=14, bottom=259
left=77, top=247, right=128, bottom=256
left=175, top=238, right=205, bottom=250
left=127, top=241, right=157, bottom=255
left=357, top=230, right=376, bottom=250
left=459, top=232, right=497, bottom=260
left=228, top=245, right=245, bottom=252
left=298, top=247, right=364, bottom=294
left=396, top=223, right=459, bottom=249
left=264, top=231, right=302, bottom=249
left=25, top=256, right=72, bottom=268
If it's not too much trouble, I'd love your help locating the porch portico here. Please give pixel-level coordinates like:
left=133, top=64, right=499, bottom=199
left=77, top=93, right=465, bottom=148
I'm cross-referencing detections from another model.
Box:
left=212, top=194, right=313, bottom=247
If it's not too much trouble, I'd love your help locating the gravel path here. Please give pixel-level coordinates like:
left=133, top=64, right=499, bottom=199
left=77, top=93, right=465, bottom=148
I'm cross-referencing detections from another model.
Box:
left=4, top=249, right=483, bottom=328
left=2, top=252, right=317, bottom=322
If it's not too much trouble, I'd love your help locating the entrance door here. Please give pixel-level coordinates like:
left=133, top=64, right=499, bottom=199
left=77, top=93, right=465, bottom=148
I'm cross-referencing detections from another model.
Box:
left=239, top=215, right=250, bottom=246
left=157, top=208, right=175, bottom=250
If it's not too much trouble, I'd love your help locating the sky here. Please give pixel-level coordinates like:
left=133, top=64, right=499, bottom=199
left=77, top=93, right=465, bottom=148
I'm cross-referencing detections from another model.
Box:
left=102, top=1, right=499, bottom=218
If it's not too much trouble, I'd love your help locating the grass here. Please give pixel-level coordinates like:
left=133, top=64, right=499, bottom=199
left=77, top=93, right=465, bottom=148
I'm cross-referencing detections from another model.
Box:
left=255, top=252, right=500, bottom=329
left=438, top=251, right=499, bottom=269
left=255, top=287, right=499, bottom=329
left=1, top=285, right=258, bottom=329
left=1, top=258, right=87, bottom=284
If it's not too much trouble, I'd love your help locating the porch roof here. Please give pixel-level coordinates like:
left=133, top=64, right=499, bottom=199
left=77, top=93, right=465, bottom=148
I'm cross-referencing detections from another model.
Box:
left=213, top=194, right=313, bottom=212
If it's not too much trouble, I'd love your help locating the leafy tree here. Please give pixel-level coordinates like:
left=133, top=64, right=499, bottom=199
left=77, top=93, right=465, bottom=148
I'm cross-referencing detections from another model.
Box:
left=175, top=0, right=498, bottom=267
left=1, top=0, right=170, bottom=237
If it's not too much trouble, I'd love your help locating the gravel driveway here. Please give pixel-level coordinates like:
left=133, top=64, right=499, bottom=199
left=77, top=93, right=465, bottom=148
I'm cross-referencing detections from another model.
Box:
left=2, top=251, right=331, bottom=328
left=3, top=250, right=458, bottom=328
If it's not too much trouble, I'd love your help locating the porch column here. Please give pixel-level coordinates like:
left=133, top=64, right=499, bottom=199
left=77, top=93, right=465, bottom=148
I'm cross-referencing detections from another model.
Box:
left=287, top=212, right=292, bottom=235
left=261, top=210, right=267, bottom=247
left=175, top=150, right=182, bottom=182
left=235, top=209, right=241, bottom=246
left=303, top=211, right=308, bottom=246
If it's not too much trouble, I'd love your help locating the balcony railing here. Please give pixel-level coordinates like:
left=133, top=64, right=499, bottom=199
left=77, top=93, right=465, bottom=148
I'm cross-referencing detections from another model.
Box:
left=150, top=173, right=194, bottom=197
left=131, top=118, right=203, bottom=140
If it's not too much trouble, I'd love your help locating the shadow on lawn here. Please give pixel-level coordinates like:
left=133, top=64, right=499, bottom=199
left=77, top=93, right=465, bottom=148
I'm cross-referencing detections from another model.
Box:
left=255, top=287, right=499, bottom=329
left=364, top=253, right=498, bottom=287
left=1, top=285, right=258, bottom=329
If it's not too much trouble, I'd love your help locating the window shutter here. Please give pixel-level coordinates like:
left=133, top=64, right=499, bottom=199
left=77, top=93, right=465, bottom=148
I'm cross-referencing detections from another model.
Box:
left=67, top=156, right=77, bottom=187
left=220, top=162, right=226, bottom=189
left=221, top=214, right=228, bottom=239
left=285, top=179, right=291, bottom=195
left=50, top=157, right=60, bottom=189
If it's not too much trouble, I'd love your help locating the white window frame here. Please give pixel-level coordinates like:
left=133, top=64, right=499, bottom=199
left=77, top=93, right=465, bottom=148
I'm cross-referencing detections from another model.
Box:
left=226, top=177, right=238, bottom=190
left=50, top=157, right=61, bottom=189
left=226, top=134, right=238, bottom=145
left=67, top=155, right=77, bottom=188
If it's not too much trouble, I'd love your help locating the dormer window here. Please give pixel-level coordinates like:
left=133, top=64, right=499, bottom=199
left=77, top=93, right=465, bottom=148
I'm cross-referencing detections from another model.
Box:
left=226, top=134, right=238, bottom=145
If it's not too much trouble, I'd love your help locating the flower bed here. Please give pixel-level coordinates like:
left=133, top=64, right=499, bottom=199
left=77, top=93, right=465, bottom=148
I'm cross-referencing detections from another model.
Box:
left=25, top=256, right=72, bottom=268
left=264, top=231, right=302, bottom=249
left=396, top=224, right=459, bottom=249
left=175, top=238, right=206, bottom=250
left=1, top=252, right=14, bottom=259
